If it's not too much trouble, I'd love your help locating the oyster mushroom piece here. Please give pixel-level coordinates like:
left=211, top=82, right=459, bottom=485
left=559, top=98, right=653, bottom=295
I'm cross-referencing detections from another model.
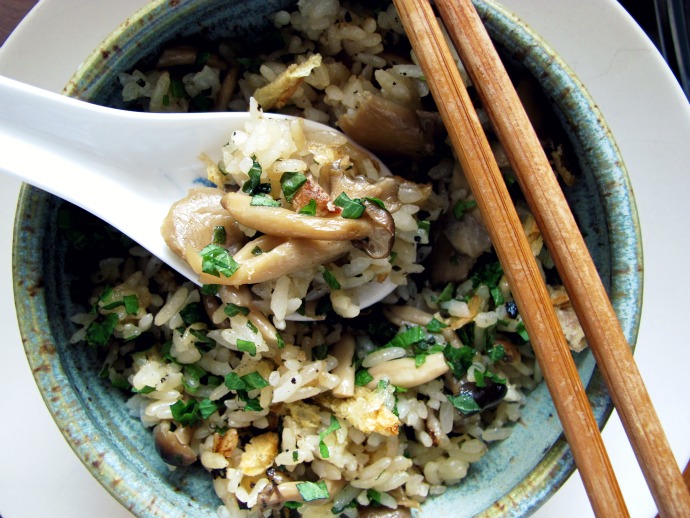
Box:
left=337, top=91, right=436, bottom=158
left=366, top=352, right=449, bottom=389
left=353, top=200, right=395, bottom=259
left=221, top=192, right=372, bottom=241
left=162, top=187, right=245, bottom=259
left=443, top=210, right=492, bottom=259
left=447, top=378, right=508, bottom=417
left=192, top=237, right=351, bottom=286
left=154, top=422, right=197, bottom=467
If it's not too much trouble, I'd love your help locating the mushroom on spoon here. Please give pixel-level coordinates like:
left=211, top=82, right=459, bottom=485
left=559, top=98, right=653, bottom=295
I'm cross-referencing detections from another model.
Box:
left=0, top=75, right=397, bottom=319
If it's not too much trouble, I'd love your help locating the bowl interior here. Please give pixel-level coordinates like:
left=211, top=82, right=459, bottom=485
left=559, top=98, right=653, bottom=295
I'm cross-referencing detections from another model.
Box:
left=13, top=0, right=642, bottom=516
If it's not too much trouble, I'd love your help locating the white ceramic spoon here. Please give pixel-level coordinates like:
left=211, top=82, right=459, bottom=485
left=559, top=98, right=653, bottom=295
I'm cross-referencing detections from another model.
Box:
left=0, top=75, right=397, bottom=317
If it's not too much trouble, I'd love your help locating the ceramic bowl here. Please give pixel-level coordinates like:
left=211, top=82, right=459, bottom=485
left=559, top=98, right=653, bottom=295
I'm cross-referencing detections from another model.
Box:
left=13, top=0, right=642, bottom=516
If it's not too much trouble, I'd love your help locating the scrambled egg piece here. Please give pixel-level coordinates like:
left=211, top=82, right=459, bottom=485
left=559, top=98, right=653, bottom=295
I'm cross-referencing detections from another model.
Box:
left=238, top=432, right=279, bottom=476
left=213, top=429, right=239, bottom=460
left=286, top=401, right=322, bottom=435
left=254, top=54, right=322, bottom=109
left=319, top=386, right=400, bottom=437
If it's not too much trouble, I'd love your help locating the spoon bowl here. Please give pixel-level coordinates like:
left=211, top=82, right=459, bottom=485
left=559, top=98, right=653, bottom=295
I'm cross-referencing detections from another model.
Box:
left=0, top=74, right=396, bottom=315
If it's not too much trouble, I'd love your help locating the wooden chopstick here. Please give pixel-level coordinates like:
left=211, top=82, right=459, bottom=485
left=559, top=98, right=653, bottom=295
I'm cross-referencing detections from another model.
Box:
left=433, top=0, right=690, bottom=516
left=391, top=0, right=628, bottom=515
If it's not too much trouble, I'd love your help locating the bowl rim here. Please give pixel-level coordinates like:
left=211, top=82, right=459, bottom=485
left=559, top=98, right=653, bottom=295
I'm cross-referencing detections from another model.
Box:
left=13, top=0, right=643, bottom=516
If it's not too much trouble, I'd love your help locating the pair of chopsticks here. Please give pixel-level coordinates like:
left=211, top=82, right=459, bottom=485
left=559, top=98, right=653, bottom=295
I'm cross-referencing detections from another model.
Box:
left=391, top=0, right=690, bottom=516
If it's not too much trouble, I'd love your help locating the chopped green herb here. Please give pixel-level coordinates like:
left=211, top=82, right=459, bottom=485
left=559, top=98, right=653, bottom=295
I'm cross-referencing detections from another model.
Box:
left=180, top=302, right=203, bottom=325
left=276, top=331, right=285, bottom=349
left=131, top=385, right=155, bottom=394
left=331, top=500, right=358, bottom=515
left=334, top=192, right=365, bottom=218
left=201, top=284, right=219, bottom=296
left=189, top=328, right=214, bottom=346
left=447, top=393, right=482, bottom=415
left=471, top=261, right=503, bottom=290
left=242, top=371, right=270, bottom=390
left=123, top=294, right=139, bottom=315
left=212, top=225, right=226, bottom=245
left=490, top=286, right=505, bottom=306
left=418, top=219, right=431, bottom=235
left=292, top=450, right=299, bottom=462
left=376, top=379, right=390, bottom=392
left=183, top=364, right=207, bottom=394
left=385, top=326, right=426, bottom=348
left=224, top=372, right=245, bottom=391
left=238, top=391, right=263, bottom=412
left=170, top=399, right=202, bottom=427
left=444, top=345, right=476, bottom=379
left=367, top=489, right=382, bottom=505
left=318, top=415, right=341, bottom=459
left=170, top=79, right=186, bottom=99
left=199, top=398, right=219, bottom=419
left=85, top=313, right=119, bottom=347
left=322, top=268, right=341, bottom=290
left=388, top=251, right=398, bottom=264
left=250, top=193, right=281, bottom=207
left=280, top=171, right=308, bottom=202
left=199, top=244, right=240, bottom=278
left=474, top=369, right=486, bottom=387
left=242, top=158, right=264, bottom=194
left=298, top=198, right=317, bottom=216
left=363, top=196, right=385, bottom=208
left=453, top=199, right=478, bottom=220
left=236, top=339, right=257, bottom=356
left=488, top=344, right=506, bottom=363
left=516, top=321, right=529, bottom=341
left=246, top=320, right=258, bottom=334
left=415, top=354, right=427, bottom=367
left=438, top=282, right=455, bottom=303
left=355, top=369, right=374, bottom=386
left=110, top=374, right=130, bottom=390
left=224, top=303, right=250, bottom=317
left=284, top=502, right=303, bottom=509
left=426, top=318, right=448, bottom=333
left=296, top=480, right=330, bottom=502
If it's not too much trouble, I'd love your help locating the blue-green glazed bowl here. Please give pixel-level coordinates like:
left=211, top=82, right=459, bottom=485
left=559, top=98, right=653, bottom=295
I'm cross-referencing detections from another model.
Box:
left=13, top=0, right=642, bottom=516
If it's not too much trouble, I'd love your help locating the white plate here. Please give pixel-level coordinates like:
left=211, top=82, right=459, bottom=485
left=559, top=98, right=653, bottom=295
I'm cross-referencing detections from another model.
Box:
left=1, top=1, right=688, bottom=517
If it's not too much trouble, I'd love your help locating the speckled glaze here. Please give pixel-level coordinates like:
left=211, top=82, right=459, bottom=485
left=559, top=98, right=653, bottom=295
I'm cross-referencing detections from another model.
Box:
left=13, top=1, right=642, bottom=517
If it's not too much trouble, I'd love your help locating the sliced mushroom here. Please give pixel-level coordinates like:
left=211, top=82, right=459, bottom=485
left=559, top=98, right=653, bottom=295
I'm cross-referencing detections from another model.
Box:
left=203, top=294, right=230, bottom=329
left=338, top=91, right=435, bottom=158
left=353, top=200, right=395, bottom=259
left=156, top=46, right=228, bottom=70
left=215, top=66, right=239, bottom=111
left=429, top=233, right=477, bottom=284
left=367, top=352, right=449, bottom=389
left=195, top=238, right=351, bottom=286
left=154, top=422, right=197, bottom=467
left=162, top=187, right=245, bottom=259
left=450, top=379, right=508, bottom=417
left=444, top=210, right=492, bottom=260
left=221, top=192, right=372, bottom=241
